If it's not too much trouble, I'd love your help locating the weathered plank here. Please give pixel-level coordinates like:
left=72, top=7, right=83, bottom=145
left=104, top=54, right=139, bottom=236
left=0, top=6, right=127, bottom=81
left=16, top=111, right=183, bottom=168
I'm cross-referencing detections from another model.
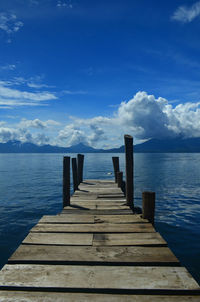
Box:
left=61, top=209, right=133, bottom=215
left=93, top=233, right=167, bottom=246
left=70, top=198, right=126, bottom=204
left=94, top=215, right=148, bottom=224
left=23, top=233, right=93, bottom=245
left=0, top=265, right=198, bottom=290
left=68, top=203, right=129, bottom=210
left=31, top=223, right=155, bottom=233
left=39, top=215, right=95, bottom=224
left=39, top=214, right=148, bottom=224
left=9, top=245, right=179, bottom=264
left=0, top=292, right=199, bottom=302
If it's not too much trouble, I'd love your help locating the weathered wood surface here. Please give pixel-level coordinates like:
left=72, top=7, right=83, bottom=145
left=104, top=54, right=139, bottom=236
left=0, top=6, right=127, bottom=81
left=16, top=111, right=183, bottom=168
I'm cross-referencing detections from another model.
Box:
left=1, top=292, right=200, bottom=302
left=31, top=223, right=155, bottom=233
left=94, top=214, right=148, bottom=224
left=61, top=209, right=134, bottom=215
left=0, top=178, right=199, bottom=301
left=0, top=265, right=198, bottom=290
left=9, top=245, right=179, bottom=264
left=39, top=214, right=95, bottom=224
left=39, top=214, right=148, bottom=224
left=93, top=232, right=167, bottom=246
left=23, top=233, right=93, bottom=245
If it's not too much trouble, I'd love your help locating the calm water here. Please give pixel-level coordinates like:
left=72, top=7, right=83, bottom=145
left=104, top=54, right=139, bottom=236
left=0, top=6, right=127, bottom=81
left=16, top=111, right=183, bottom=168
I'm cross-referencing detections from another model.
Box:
left=0, top=153, right=200, bottom=283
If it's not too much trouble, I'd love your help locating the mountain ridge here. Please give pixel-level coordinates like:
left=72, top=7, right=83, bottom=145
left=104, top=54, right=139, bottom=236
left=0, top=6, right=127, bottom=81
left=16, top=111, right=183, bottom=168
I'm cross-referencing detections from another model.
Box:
left=1, top=137, right=200, bottom=153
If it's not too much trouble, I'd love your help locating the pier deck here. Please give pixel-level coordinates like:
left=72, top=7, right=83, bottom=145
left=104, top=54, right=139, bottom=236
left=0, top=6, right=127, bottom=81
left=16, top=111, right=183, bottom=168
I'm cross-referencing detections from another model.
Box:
left=0, top=179, right=199, bottom=301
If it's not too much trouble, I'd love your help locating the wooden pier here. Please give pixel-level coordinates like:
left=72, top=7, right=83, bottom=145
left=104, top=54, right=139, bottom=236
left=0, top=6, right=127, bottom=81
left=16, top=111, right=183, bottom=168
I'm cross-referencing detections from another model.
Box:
left=0, top=135, right=199, bottom=301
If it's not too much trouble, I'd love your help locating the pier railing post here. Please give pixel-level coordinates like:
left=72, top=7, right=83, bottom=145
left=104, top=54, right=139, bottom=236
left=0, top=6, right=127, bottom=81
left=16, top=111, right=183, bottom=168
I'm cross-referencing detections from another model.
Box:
left=72, top=158, right=78, bottom=192
left=142, top=191, right=155, bottom=225
left=117, top=171, right=123, bottom=188
left=124, top=134, right=134, bottom=208
left=112, top=157, right=120, bottom=183
left=77, top=154, right=84, bottom=185
left=63, top=156, right=70, bottom=208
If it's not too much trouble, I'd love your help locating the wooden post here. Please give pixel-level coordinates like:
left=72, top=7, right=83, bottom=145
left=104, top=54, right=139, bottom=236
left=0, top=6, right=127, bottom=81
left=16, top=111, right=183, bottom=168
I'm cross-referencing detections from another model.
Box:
left=142, top=191, right=155, bottom=225
left=72, top=158, right=78, bottom=192
left=112, top=157, right=120, bottom=183
left=117, top=171, right=123, bottom=188
left=77, top=154, right=84, bottom=184
left=124, top=134, right=134, bottom=207
left=63, top=156, right=70, bottom=207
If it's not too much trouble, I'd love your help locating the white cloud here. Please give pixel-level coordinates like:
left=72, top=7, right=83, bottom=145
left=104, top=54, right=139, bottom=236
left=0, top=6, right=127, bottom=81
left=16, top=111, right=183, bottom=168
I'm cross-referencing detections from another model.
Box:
left=34, top=133, right=50, bottom=145
left=0, top=80, right=57, bottom=107
left=58, top=91, right=200, bottom=147
left=27, top=83, right=54, bottom=89
left=57, top=1, right=73, bottom=8
left=0, top=126, right=52, bottom=145
left=58, top=125, right=89, bottom=146
left=0, top=127, right=32, bottom=143
left=0, top=13, right=23, bottom=35
left=1, top=64, right=16, bottom=71
left=2, top=91, right=200, bottom=148
left=62, top=90, right=87, bottom=95
left=19, top=118, right=60, bottom=129
left=172, top=1, right=200, bottom=23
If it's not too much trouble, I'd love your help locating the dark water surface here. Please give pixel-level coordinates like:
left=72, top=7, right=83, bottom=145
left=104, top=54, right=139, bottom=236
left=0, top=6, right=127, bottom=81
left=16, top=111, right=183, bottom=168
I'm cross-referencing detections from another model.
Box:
left=0, top=153, right=199, bottom=283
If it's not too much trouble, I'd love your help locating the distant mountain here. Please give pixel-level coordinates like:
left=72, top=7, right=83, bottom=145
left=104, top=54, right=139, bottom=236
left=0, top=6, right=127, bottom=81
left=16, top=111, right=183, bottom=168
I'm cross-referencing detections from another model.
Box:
left=0, top=141, right=98, bottom=153
left=1, top=137, right=200, bottom=153
left=134, top=137, right=200, bottom=153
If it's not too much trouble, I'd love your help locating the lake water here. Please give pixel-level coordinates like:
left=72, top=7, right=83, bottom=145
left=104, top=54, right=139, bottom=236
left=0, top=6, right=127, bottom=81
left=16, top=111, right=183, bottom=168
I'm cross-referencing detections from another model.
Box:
left=0, top=153, right=199, bottom=284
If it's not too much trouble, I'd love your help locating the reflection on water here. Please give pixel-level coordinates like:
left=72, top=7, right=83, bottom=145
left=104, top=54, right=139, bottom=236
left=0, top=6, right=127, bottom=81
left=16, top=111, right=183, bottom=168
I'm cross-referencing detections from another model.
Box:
left=0, top=152, right=200, bottom=283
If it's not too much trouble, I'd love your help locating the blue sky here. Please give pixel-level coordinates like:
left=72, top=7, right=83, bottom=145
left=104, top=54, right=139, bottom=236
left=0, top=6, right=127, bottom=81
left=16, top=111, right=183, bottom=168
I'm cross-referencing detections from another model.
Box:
left=1, top=0, right=200, bottom=148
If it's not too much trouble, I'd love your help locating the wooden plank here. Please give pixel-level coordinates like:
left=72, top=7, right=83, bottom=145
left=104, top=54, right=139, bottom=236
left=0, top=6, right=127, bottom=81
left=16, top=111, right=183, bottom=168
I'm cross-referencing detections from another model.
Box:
left=31, top=223, right=155, bottom=233
left=94, top=215, right=148, bottom=224
left=61, top=209, right=133, bottom=215
left=39, top=215, right=95, bottom=224
left=23, top=233, right=93, bottom=245
left=0, top=265, right=199, bottom=290
left=63, top=205, right=97, bottom=210
left=97, top=194, right=125, bottom=198
left=93, top=233, right=167, bottom=246
left=9, top=245, right=179, bottom=264
left=70, top=198, right=126, bottom=204
left=69, top=203, right=128, bottom=210
left=39, top=214, right=148, bottom=224
left=96, top=205, right=129, bottom=210
left=0, top=292, right=199, bottom=302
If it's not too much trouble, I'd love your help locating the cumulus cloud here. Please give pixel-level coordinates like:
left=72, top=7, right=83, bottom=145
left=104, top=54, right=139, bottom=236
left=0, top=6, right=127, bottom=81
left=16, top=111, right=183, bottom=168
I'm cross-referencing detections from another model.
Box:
left=172, top=1, right=200, bottom=23
left=0, top=126, right=52, bottom=145
left=0, top=127, right=31, bottom=143
left=19, top=118, right=60, bottom=129
left=58, top=91, right=200, bottom=147
left=58, top=125, right=89, bottom=146
left=2, top=91, right=200, bottom=148
left=34, top=133, right=50, bottom=145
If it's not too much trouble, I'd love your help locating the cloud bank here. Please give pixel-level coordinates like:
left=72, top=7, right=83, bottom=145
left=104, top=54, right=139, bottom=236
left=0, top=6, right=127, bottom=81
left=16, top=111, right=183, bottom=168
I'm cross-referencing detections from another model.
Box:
left=172, top=1, right=200, bottom=23
left=1, top=91, right=200, bottom=147
left=57, top=91, right=200, bottom=147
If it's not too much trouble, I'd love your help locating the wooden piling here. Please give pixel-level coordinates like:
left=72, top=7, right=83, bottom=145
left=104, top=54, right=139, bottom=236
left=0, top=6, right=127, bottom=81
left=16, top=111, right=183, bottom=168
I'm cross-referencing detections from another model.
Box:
left=124, top=134, right=134, bottom=207
left=142, top=191, right=155, bottom=225
left=63, top=156, right=70, bottom=207
left=112, top=157, right=120, bottom=183
left=77, top=154, right=84, bottom=185
left=117, top=171, right=123, bottom=188
left=72, top=158, right=78, bottom=192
